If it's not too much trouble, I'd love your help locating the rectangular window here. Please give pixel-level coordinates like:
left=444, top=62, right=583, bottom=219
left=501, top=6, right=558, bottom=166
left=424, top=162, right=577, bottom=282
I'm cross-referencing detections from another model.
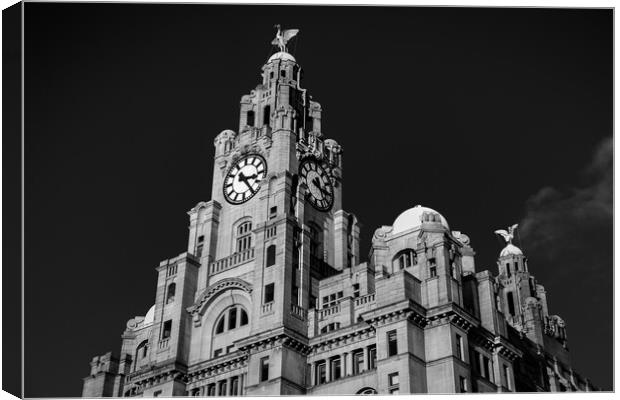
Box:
left=231, top=376, right=239, bottom=396
left=430, top=266, right=437, bottom=277
left=331, top=357, right=341, bottom=381
left=483, top=356, right=491, bottom=379
left=264, top=283, right=275, bottom=303
left=260, top=357, right=269, bottom=382
left=227, top=345, right=235, bottom=354
left=270, top=206, right=277, bottom=219
left=503, top=365, right=512, bottom=390
left=322, top=296, right=329, bottom=306
left=353, top=350, right=364, bottom=375
left=317, top=361, right=327, bottom=384
left=456, top=334, right=464, bottom=360
left=353, top=283, right=360, bottom=298
left=387, top=330, right=398, bottom=357
left=207, top=384, right=215, bottom=396
left=213, top=348, right=222, bottom=357
left=388, top=372, right=400, bottom=394
left=162, top=320, right=172, bottom=339
left=507, top=292, right=515, bottom=316
left=389, top=372, right=399, bottom=386
left=218, top=380, right=227, bottom=396
left=469, top=349, right=479, bottom=374
left=198, top=235, right=204, bottom=243
left=263, top=105, right=271, bottom=127
left=459, top=376, right=468, bottom=393
left=368, top=344, right=377, bottom=369
left=153, top=391, right=162, bottom=397
left=196, top=244, right=203, bottom=258
left=246, top=110, right=255, bottom=127
left=266, top=245, right=276, bottom=267
left=506, top=263, right=511, bottom=277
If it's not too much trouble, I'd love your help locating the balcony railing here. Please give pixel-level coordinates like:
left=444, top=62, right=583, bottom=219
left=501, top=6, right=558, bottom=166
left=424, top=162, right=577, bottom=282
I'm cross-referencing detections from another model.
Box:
left=210, top=248, right=255, bottom=275
left=158, top=338, right=169, bottom=349
left=354, top=293, right=375, bottom=307
left=291, top=304, right=306, bottom=321
left=318, top=303, right=341, bottom=320
left=262, top=302, right=274, bottom=314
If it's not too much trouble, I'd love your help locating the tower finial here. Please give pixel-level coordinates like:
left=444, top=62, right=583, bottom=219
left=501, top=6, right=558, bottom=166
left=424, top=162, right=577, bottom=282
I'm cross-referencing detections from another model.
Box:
left=271, top=25, right=299, bottom=53
left=494, top=223, right=519, bottom=244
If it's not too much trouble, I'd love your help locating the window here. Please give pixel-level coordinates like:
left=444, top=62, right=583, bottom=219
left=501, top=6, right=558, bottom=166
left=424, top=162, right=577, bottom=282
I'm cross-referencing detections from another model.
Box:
left=228, top=307, right=237, bottom=330
left=456, top=334, right=464, bottom=360
left=240, top=308, right=249, bottom=326
left=280, top=69, right=286, bottom=78
left=353, top=350, right=364, bottom=375
left=353, top=283, right=360, bottom=298
left=137, top=340, right=148, bottom=359
left=227, top=345, right=235, bottom=354
left=330, top=357, right=341, bottom=380
left=459, top=376, right=468, bottom=393
left=269, top=71, right=274, bottom=79
left=368, top=345, right=377, bottom=369
left=196, top=244, right=203, bottom=257
left=153, top=390, right=162, bottom=397
left=218, top=380, right=227, bottom=396
left=162, top=320, right=172, bottom=339
left=263, top=105, right=271, bottom=127
left=266, top=245, right=276, bottom=267
left=483, top=356, right=491, bottom=380
left=231, top=376, right=239, bottom=395
left=236, top=221, right=253, bottom=252
left=207, top=384, right=216, bottom=396
left=503, top=365, right=512, bottom=390
left=264, top=283, right=275, bottom=303
left=394, top=249, right=416, bottom=269
left=430, top=266, right=437, bottom=277
left=213, top=348, right=223, bottom=357
left=166, top=282, right=176, bottom=304
left=260, top=357, right=270, bottom=382
left=506, top=263, right=511, bottom=277
left=191, top=388, right=200, bottom=396
left=514, top=261, right=518, bottom=272
left=247, top=110, right=255, bottom=126
left=388, top=372, right=400, bottom=394
left=387, top=330, right=398, bottom=357
left=270, top=206, right=277, bottom=219
left=357, top=388, right=378, bottom=395
left=507, top=292, right=515, bottom=316
left=316, top=361, right=327, bottom=384
left=215, top=316, right=225, bottom=334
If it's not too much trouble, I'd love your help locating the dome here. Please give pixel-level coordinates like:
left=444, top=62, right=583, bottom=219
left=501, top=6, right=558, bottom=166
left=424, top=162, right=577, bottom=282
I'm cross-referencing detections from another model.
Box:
left=500, top=243, right=523, bottom=257
left=268, top=51, right=296, bottom=63
left=392, top=205, right=449, bottom=234
left=143, top=305, right=155, bottom=326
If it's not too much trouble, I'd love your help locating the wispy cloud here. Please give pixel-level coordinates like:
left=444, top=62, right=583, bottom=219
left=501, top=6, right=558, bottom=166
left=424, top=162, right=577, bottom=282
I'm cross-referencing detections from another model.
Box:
left=519, top=137, right=612, bottom=258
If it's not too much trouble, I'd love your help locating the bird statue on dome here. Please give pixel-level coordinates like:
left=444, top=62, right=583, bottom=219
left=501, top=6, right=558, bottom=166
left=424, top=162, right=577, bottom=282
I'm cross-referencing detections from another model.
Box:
left=494, top=223, right=519, bottom=244
left=272, top=24, right=299, bottom=53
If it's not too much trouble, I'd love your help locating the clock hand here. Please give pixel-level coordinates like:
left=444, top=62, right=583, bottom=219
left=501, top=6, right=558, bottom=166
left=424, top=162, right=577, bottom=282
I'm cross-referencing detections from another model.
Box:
left=237, top=172, right=253, bottom=192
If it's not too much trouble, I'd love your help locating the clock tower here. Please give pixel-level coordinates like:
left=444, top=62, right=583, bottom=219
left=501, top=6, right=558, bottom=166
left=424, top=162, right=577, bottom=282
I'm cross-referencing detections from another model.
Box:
left=183, top=31, right=360, bottom=395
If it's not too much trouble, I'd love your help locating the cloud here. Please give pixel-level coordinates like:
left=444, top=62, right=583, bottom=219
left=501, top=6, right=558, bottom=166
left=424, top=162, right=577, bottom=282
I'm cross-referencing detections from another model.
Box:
left=519, top=137, right=613, bottom=259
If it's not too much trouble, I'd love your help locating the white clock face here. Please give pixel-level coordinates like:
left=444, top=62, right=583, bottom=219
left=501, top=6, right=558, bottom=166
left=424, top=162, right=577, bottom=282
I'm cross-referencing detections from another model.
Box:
left=223, top=154, right=267, bottom=204
left=299, top=159, right=334, bottom=211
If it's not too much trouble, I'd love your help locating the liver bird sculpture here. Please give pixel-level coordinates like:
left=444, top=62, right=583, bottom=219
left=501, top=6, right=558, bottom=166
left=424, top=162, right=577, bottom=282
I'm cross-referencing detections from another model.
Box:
left=272, top=24, right=299, bottom=53
left=495, top=223, right=519, bottom=244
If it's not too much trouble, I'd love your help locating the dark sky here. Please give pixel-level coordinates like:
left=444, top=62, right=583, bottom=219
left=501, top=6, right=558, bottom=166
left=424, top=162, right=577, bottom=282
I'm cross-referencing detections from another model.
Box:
left=23, top=3, right=612, bottom=396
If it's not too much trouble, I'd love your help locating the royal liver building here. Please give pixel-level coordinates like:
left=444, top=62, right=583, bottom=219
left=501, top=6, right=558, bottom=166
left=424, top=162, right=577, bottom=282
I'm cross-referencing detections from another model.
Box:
left=82, top=29, right=595, bottom=396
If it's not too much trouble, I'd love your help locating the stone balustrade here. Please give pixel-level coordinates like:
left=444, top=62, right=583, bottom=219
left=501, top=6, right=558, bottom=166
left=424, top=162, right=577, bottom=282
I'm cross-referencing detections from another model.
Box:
left=209, top=248, right=255, bottom=275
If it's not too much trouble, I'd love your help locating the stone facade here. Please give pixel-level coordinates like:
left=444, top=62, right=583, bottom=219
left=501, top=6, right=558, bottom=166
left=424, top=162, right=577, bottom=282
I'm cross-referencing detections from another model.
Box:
left=82, top=44, right=595, bottom=397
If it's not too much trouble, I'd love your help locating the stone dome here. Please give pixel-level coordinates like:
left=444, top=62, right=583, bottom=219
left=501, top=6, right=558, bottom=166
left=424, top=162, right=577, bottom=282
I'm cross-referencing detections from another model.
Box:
left=392, top=205, right=449, bottom=234
left=143, top=305, right=155, bottom=326
left=268, top=51, right=296, bottom=63
left=500, top=243, right=523, bottom=257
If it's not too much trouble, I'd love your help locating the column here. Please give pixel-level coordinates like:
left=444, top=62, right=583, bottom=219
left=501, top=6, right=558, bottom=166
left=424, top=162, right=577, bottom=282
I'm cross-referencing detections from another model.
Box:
left=325, top=358, right=332, bottom=383
left=226, top=377, right=231, bottom=396
left=362, top=347, right=369, bottom=373
left=342, top=352, right=349, bottom=377
left=310, top=362, right=316, bottom=386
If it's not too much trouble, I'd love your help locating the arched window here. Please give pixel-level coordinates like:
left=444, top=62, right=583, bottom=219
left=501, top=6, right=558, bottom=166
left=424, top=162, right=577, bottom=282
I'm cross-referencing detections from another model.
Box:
left=136, top=340, right=148, bottom=359
left=393, top=249, right=416, bottom=270
left=357, top=387, right=377, bottom=395
left=214, top=305, right=249, bottom=335
left=166, top=283, right=176, bottom=304
left=266, top=245, right=276, bottom=267
left=236, top=221, right=253, bottom=252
